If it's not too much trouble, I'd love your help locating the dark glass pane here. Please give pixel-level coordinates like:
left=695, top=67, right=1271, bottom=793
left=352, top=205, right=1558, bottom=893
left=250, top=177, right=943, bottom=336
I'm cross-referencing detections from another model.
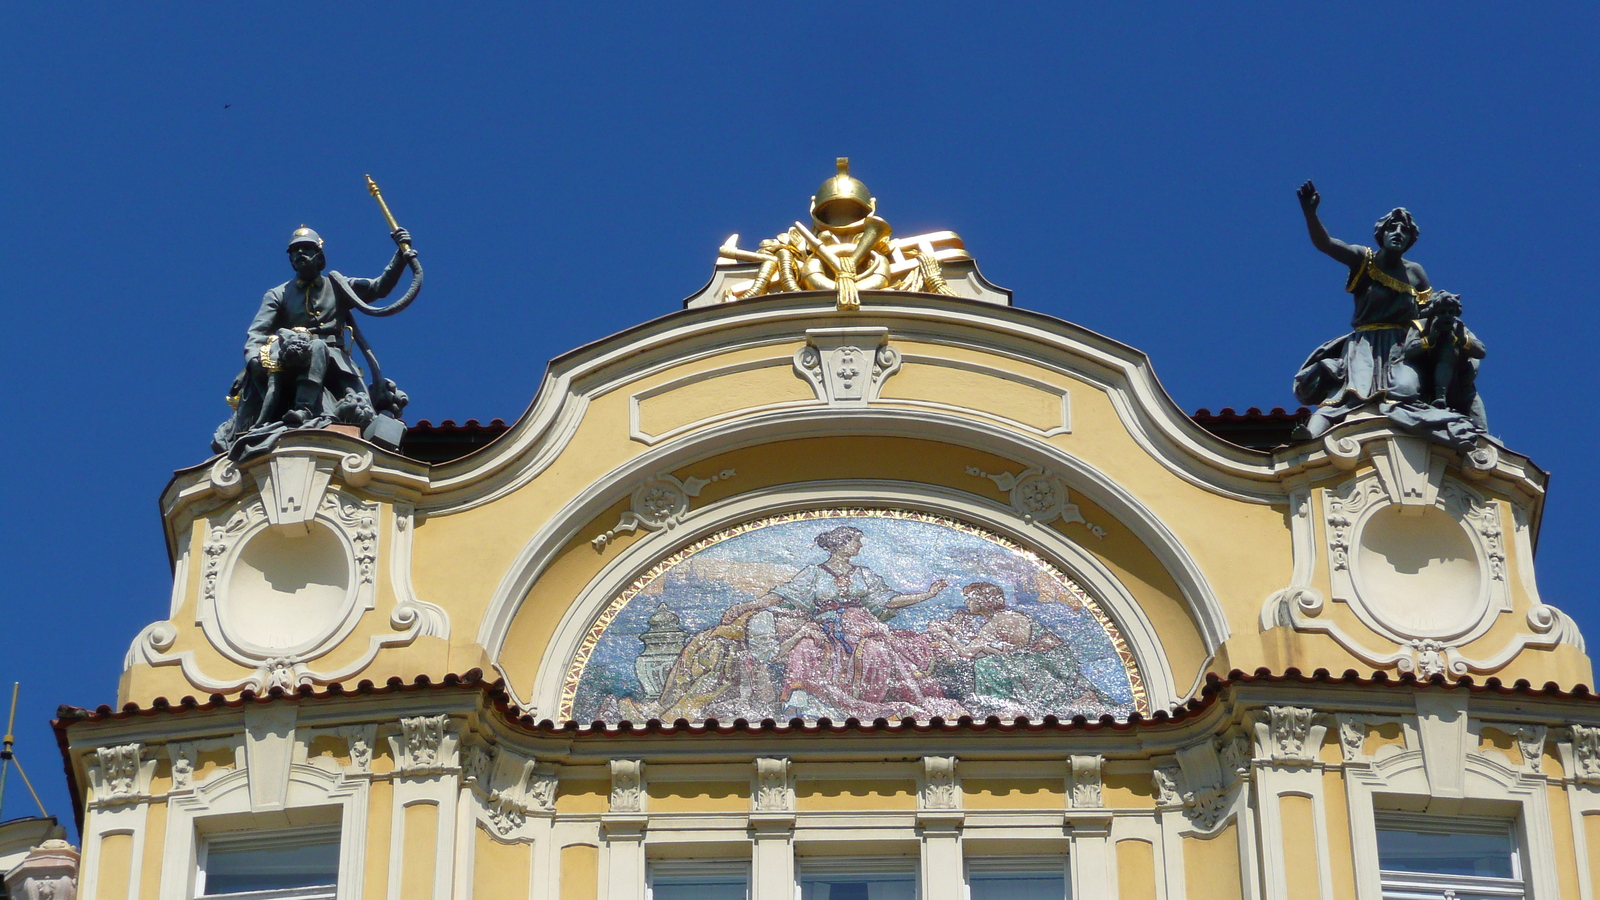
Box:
left=653, top=877, right=747, bottom=900
left=970, top=872, right=1066, bottom=900
left=1376, top=828, right=1514, bottom=879
left=204, top=840, right=340, bottom=895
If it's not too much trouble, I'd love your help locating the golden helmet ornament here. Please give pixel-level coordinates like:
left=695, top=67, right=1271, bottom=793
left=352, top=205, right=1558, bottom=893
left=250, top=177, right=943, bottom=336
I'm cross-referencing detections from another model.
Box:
left=810, top=158, right=876, bottom=229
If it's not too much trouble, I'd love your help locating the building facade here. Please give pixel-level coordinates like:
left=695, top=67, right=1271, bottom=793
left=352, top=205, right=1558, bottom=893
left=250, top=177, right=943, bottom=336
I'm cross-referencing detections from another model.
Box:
left=44, top=168, right=1600, bottom=900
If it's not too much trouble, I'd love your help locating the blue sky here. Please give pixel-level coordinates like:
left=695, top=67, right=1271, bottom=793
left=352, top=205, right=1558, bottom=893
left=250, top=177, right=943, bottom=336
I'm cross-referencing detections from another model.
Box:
left=3, top=5, right=1597, bottom=830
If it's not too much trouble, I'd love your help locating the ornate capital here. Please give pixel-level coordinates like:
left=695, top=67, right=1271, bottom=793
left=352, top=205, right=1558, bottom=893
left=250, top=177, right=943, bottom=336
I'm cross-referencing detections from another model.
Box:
left=87, top=743, right=152, bottom=808
left=467, top=744, right=555, bottom=838
left=920, top=755, right=960, bottom=811
left=389, top=715, right=457, bottom=776
left=338, top=724, right=377, bottom=775
left=1571, top=725, right=1600, bottom=785
left=1514, top=725, right=1548, bottom=774
left=1253, top=706, right=1323, bottom=766
left=1153, top=739, right=1237, bottom=831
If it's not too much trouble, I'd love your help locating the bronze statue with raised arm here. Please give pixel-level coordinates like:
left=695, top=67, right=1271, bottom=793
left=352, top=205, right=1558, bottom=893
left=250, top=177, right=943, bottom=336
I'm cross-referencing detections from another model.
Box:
left=1290, top=181, right=1487, bottom=449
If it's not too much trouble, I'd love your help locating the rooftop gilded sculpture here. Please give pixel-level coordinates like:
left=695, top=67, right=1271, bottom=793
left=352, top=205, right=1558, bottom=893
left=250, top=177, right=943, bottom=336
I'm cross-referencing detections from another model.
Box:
left=715, top=159, right=971, bottom=311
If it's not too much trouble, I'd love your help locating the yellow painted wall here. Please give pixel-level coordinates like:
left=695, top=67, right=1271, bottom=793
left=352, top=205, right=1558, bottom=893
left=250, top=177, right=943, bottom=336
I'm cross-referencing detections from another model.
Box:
left=561, top=844, right=599, bottom=900
left=1545, top=785, right=1581, bottom=900
left=401, top=802, right=439, bottom=900
left=1585, top=813, right=1600, bottom=900
left=475, top=825, right=532, bottom=900
left=307, top=734, right=352, bottom=767
left=137, top=802, right=168, bottom=900
left=647, top=781, right=750, bottom=812
left=961, top=779, right=1065, bottom=810
left=96, top=833, right=133, bottom=900
left=363, top=778, right=394, bottom=900
left=1184, top=825, right=1242, bottom=900
left=556, top=780, right=610, bottom=815
left=1280, top=795, right=1319, bottom=900
left=1117, top=840, right=1157, bottom=900
left=795, top=779, right=917, bottom=811
left=1321, top=770, right=1357, bottom=900
left=1102, top=770, right=1156, bottom=809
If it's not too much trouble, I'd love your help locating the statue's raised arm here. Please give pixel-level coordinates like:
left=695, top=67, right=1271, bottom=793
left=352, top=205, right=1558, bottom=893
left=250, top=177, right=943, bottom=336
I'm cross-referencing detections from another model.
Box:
left=1296, top=180, right=1366, bottom=269
left=1288, top=182, right=1489, bottom=452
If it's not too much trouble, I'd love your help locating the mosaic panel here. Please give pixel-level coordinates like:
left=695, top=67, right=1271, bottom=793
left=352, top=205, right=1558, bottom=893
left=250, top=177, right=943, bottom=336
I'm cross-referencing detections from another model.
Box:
left=562, top=509, right=1146, bottom=722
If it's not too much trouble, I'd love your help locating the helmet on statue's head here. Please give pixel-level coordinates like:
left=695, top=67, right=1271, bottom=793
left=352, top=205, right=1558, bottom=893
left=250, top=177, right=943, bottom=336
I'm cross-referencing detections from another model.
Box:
left=288, top=226, right=324, bottom=250
left=810, top=158, right=876, bottom=230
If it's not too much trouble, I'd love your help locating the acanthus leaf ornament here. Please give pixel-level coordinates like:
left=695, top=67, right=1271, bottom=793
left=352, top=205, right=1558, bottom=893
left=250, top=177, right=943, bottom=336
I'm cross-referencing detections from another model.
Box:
left=593, top=469, right=737, bottom=551
left=1070, top=754, right=1104, bottom=809
left=87, top=743, right=150, bottom=808
left=753, top=757, right=794, bottom=814
left=609, top=759, right=645, bottom=813
left=1570, top=725, right=1600, bottom=785
left=920, top=756, right=959, bottom=811
left=1514, top=725, right=1547, bottom=774
left=1255, top=706, right=1321, bottom=765
left=465, top=744, right=554, bottom=838
left=390, top=714, right=457, bottom=776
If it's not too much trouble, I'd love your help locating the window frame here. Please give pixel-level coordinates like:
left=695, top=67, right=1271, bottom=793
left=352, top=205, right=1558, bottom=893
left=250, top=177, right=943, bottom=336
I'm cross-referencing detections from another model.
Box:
left=1374, top=814, right=1525, bottom=900
left=795, top=856, right=921, bottom=900
left=194, top=824, right=342, bottom=900
left=963, top=855, right=1071, bottom=900
left=646, top=858, right=752, bottom=900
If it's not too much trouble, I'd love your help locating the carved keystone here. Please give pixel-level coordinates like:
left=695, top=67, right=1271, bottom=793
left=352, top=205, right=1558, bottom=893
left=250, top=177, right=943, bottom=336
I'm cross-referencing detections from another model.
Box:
left=793, top=327, right=901, bottom=406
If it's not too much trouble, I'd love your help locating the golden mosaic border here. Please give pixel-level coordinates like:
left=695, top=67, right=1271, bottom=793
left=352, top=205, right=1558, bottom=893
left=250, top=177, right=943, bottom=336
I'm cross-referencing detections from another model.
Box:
left=558, top=507, right=1149, bottom=720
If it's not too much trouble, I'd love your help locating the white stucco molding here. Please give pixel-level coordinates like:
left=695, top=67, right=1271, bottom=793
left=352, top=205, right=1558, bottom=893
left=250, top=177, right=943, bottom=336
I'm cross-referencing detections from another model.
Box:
left=1262, top=465, right=1581, bottom=681
left=156, top=764, right=370, bottom=900
left=509, top=478, right=1191, bottom=718
left=475, top=404, right=1231, bottom=677
left=1342, top=745, right=1560, bottom=900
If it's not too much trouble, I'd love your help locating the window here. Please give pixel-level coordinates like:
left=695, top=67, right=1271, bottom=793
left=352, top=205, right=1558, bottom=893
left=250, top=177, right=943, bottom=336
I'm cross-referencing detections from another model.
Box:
left=196, top=825, right=341, bottom=900
left=798, top=859, right=917, bottom=900
left=966, top=858, right=1068, bottom=900
left=647, top=860, right=750, bottom=900
left=1376, top=817, right=1523, bottom=900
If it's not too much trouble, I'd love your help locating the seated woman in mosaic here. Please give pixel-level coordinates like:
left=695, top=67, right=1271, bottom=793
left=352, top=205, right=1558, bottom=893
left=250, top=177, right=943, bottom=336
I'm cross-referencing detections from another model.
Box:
left=713, top=525, right=963, bottom=721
